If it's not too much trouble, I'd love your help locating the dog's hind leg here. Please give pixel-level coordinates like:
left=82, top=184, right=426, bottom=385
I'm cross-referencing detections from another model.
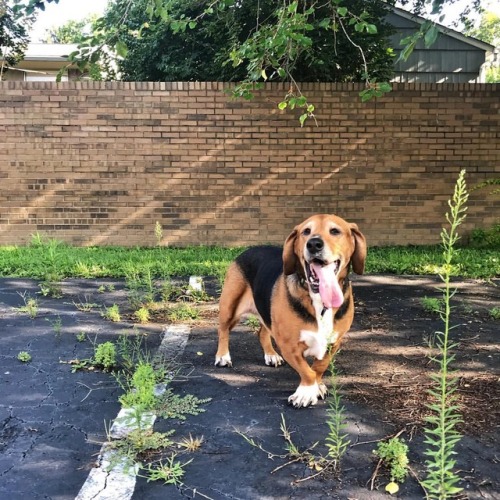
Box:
left=215, top=264, right=254, bottom=367
left=258, top=326, right=284, bottom=367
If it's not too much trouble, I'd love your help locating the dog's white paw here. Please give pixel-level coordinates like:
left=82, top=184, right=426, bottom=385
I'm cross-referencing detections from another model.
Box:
left=215, top=353, right=232, bottom=367
left=288, top=383, right=320, bottom=408
left=264, top=353, right=284, bottom=367
left=318, top=383, right=328, bottom=399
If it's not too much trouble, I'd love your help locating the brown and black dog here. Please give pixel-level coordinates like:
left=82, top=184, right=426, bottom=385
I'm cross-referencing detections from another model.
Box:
left=215, top=214, right=367, bottom=407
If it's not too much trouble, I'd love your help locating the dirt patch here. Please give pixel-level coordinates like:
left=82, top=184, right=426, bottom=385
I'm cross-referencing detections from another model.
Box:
left=342, top=275, right=500, bottom=444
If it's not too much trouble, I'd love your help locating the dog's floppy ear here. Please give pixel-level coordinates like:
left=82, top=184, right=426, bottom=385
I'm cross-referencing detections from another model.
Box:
left=349, top=223, right=367, bottom=275
left=283, top=229, right=299, bottom=275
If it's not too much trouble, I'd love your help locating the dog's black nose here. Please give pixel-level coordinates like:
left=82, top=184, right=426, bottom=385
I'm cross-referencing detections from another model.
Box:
left=307, top=237, right=324, bottom=254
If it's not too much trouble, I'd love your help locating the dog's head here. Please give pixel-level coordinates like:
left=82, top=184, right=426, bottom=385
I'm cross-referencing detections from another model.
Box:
left=283, top=214, right=367, bottom=309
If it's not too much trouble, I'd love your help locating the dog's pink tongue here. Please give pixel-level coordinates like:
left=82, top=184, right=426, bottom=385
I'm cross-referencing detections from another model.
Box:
left=310, top=262, right=344, bottom=309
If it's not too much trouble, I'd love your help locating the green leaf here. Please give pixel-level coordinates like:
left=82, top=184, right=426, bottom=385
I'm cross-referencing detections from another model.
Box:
left=337, top=7, right=348, bottom=16
left=278, top=101, right=288, bottom=110
left=299, top=113, right=308, bottom=127
left=115, top=40, right=128, bottom=58
left=424, top=24, right=439, bottom=47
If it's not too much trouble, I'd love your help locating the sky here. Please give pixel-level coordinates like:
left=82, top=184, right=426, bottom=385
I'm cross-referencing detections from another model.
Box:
left=30, top=0, right=108, bottom=42
left=29, top=0, right=499, bottom=43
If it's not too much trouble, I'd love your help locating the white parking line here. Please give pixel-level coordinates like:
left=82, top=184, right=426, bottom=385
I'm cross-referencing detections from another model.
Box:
left=75, top=323, right=192, bottom=499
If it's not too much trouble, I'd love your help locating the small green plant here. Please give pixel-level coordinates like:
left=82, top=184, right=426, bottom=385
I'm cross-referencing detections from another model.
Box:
left=177, top=434, right=204, bottom=452
left=325, top=357, right=350, bottom=468
left=47, top=315, right=62, bottom=339
left=38, top=272, right=63, bottom=298
left=143, top=455, right=191, bottom=485
left=94, top=341, right=117, bottom=371
left=134, top=307, right=150, bottom=324
left=119, top=362, right=158, bottom=410
left=167, top=303, right=200, bottom=322
left=125, top=264, right=156, bottom=309
left=374, top=437, right=409, bottom=491
left=489, top=307, right=500, bottom=320
left=73, top=296, right=98, bottom=312
left=17, top=292, right=38, bottom=318
left=17, top=351, right=32, bottom=363
left=422, top=170, right=468, bottom=499
left=102, top=304, right=121, bottom=322
left=156, top=389, right=211, bottom=421
left=421, top=296, right=444, bottom=315
left=244, top=315, right=261, bottom=331
left=154, top=221, right=163, bottom=246
left=76, top=332, right=87, bottom=342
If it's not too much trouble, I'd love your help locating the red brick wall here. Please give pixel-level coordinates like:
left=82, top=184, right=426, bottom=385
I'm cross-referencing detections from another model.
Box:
left=0, top=81, right=498, bottom=247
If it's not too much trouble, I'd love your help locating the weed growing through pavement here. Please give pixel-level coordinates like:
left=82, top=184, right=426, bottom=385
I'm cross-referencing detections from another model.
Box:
left=489, top=307, right=500, bottom=320
left=244, top=315, right=261, bottom=331
left=325, top=356, right=350, bottom=470
left=125, top=263, right=156, bottom=309
left=373, top=437, right=409, bottom=494
left=156, top=389, right=211, bottom=420
left=76, top=332, right=87, bottom=342
left=17, top=292, right=39, bottom=318
left=17, top=351, right=32, bottom=363
left=166, top=303, right=200, bottom=322
left=102, top=304, right=121, bottom=322
left=176, top=434, right=204, bottom=452
left=142, top=455, right=192, bottom=485
left=421, top=296, right=444, bottom=315
left=134, top=307, right=150, bottom=324
left=94, top=341, right=118, bottom=372
left=72, top=296, right=99, bottom=312
left=422, top=170, right=468, bottom=499
left=47, top=315, right=62, bottom=340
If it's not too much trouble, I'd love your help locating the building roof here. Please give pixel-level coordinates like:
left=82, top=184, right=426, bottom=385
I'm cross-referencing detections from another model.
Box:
left=22, top=43, right=79, bottom=62
left=390, top=6, right=495, bottom=53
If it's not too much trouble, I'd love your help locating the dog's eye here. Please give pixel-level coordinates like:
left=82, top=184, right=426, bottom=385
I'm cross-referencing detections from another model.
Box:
left=302, top=228, right=311, bottom=236
left=330, top=227, right=341, bottom=236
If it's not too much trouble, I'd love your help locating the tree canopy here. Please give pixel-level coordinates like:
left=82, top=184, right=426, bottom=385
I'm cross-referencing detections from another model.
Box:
left=0, top=0, right=33, bottom=78
left=103, top=0, right=395, bottom=85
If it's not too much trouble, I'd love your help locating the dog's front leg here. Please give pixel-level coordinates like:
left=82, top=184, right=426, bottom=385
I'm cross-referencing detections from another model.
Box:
left=279, top=344, right=322, bottom=408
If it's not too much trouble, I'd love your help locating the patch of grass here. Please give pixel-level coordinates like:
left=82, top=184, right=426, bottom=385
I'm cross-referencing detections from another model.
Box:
left=0, top=240, right=496, bottom=279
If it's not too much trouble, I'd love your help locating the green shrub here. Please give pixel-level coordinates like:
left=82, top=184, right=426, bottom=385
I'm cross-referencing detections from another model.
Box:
left=468, top=224, right=500, bottom=249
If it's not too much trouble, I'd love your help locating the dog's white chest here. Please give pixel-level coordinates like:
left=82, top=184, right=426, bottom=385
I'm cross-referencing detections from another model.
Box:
left=299, top=296, right=338, bottom=360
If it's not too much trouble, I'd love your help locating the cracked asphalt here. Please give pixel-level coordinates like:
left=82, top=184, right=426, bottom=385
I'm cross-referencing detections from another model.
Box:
left=0, top=278, right=162, bottom=500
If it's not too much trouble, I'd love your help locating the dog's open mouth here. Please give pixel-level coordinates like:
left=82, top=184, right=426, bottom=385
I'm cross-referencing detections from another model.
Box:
left=305, top=258, right=343, bottom=309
